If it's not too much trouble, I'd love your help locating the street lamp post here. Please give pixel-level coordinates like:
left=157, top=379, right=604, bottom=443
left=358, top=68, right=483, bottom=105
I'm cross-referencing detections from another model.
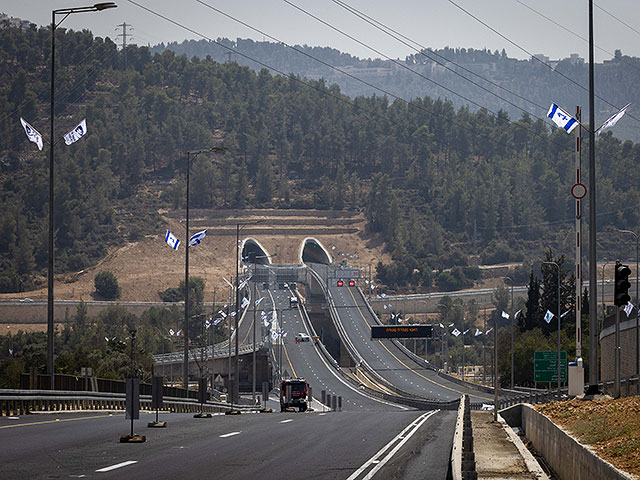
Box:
left=543, top=261, right=562, bottom=396
left=600, top=259, right=610, bottom=386
left=503, top=277, right=515, bottom=389
left=183, top=147, right=224, bottom=390
left=48, top=2, right=117, bottom=389
left=616, top=229, right=639, bottom=377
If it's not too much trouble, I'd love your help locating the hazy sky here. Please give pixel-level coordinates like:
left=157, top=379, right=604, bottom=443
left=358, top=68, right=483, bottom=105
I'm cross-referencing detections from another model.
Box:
left=1, top=1, right=639, bottom=62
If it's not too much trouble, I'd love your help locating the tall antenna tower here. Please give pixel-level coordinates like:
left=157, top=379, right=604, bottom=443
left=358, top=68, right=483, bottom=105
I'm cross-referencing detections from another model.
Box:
left=116, top=22, right=133, bottom=69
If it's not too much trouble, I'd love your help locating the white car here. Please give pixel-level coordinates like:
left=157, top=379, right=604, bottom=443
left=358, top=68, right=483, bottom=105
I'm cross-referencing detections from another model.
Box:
left=295, top=333, right=311, bottom=343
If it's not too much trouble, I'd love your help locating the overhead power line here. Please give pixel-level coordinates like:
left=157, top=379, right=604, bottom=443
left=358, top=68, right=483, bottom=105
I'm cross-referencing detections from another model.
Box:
left=594, top=2, right=640, bottom=38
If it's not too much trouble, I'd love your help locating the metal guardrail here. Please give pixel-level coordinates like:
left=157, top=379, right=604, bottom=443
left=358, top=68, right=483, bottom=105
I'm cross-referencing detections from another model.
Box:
left=0, top=389, right=263, bottom=416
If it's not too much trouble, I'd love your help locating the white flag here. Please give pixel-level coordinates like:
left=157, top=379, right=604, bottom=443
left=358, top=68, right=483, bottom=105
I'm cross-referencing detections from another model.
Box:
left=263, top=318, right=270, bottom=327
left=20, top=117, right=43, bottom=150
left=439, top=323, right=444, bottom=329
left=255, top=297, right=264, bottom=306
left=485, top=327, right=494, bottom=335
left=188, top=229, right=207, bottom=247
left=625, top=301, right=634, bottom=318
left=271, top=329, right=278, bottom=341
left=463, top=329, right=469, bottom=335
left=218, top=310, right=227, bottom=318
left=165, top=230, right=180, bottom=250
left=544, top=310, right=554, bottom=324
left=597, top=103, right=631, bottom=136
left=205, top=319, right=211, bottom=329
left=449, top=323, right=455, bottom=328
left=451, top=328, right=461, bottom=337
left=63, top=119, right=87, bottom=145
left=501, top=311, right=510, bottom=319
left=547, top=104, right=579, bottom=133
left=169, top=328, right=175, bottom=336
left=475, top=328, right=483, bottom=336
left=238, top=276, right=252, bottom=290
left=560, top=310, right=571, bottom=318
left=241, top=297, right=249, bottom=309
left=383, top=305, right=387, bottom=309
left=176, top=330, right=182, bottom=336
left=514, top=309, right=522, bottom=319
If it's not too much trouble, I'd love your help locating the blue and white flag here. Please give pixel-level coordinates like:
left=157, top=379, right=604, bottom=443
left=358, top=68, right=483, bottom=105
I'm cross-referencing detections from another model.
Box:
left=218, top=310, right=227, bottom=318
left=241, top=297, right=249, bottom=309
left=188, top=229, right=207, bottom=247
left=475, top=328, right=483, bottom=336
left=20, top=117, right=43, bottom=150
left=463, top=329, right=469, bottom=335
left=205, top=319, right=211, bottom=329
left=544, top=310, right=554, bottom=324
left=213, top=318, right=223, bottom=326
left=238, top=276, right=252, bottom=290
left=547, top=104, right=579, bottom=134
left=501, top=311, right=510, bottom=319
left=63, top=119, right=87, bottom=145
left=169, top=328, right=175, bottom=336
left=165, top=230, right=180, bottom=250
left=439, top=323, right=444, bottom=329
left=451, top=328, right=461, bottom=337
left=597, top=103, right=631, bottom=136
left=625, top=301, right=634, bottom=318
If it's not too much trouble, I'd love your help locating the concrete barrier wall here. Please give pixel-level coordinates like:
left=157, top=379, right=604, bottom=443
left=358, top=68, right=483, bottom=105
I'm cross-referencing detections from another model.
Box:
left=503, top=404, right=634, bottom=480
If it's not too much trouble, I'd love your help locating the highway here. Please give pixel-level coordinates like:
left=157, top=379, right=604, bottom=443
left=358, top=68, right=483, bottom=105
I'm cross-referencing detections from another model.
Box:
left=309, top=263, right=496, bottom=404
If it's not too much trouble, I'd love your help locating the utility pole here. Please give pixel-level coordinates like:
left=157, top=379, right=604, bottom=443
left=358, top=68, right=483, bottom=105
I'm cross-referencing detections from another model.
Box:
left=115, top=22, right=133, bottom=70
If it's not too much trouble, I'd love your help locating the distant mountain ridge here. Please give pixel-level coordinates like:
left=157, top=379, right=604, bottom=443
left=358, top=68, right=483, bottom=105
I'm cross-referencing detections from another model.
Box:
left=153, top=39, right=640, bottom=142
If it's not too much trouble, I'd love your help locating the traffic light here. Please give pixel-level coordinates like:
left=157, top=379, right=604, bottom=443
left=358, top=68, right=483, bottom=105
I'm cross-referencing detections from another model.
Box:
left=614, top=262, right=632, bottom=306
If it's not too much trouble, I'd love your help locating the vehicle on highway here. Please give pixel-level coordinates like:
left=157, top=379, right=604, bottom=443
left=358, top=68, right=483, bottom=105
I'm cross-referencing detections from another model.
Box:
left=289, top=296, right=298, bottom=307
left=280, top=378, right=308, bottom=412
left=19, top=298, right=34, bottom=303
left=295, top=332, right=310, bottom=343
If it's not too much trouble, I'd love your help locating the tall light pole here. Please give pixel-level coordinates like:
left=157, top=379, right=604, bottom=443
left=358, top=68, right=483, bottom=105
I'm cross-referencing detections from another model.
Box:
left=543, top=261, right=562, bottom=395
left=600, top=259, right=610, bottom=385
left=616, top=229, right=639, bottom=377
left=183, top=147, right=224, bottom=390
left=503, top=276, right=515, bottom=388
left=48, top=2, right=117, bottom=389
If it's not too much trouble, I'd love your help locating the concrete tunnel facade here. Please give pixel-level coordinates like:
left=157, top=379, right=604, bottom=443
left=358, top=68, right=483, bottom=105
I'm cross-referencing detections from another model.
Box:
left=241, top=238, right=273, bottom=264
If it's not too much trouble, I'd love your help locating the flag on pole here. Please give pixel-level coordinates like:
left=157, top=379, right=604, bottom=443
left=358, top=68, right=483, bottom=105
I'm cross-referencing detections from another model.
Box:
left=597, top=103, right=631, bottom=136
left=475, top=328, right=483, bottom=336
left=560, top=309, right=571, bottom=318
left=205, top=319, right=211, bottom=329
left=238, top=276, right=252, bottom=290
left=439, top=323, right=444, bottom=329
left=501, top=311, right=510, bottom=319
left=547, top=104, right=579, bottom=133
left=449, top=323, right=455, bottom=328
left=213, top=318, right=223, bottom=325
left=255, top=297, right=264, bottom=306
left=20, top=118, right=43, bottom=150
left=463, top=329, right=469, bottom=335
left=188, top=229, right=207, bottom=247
left=165, top=230, right=180, bottom=250
left=218, top=310, right=227, bottom=318
left=544, top=310, right=554, bottom=324
left=241, top=297, right=249, bottom=309
left=514, top=309, right=522, bottom=319
left=229, top=311, right=237, bottom=317
left=63, top=119, right=87, bottom=145
left=451, top=328, right=461, bottom=337
left=625, top=301, right=634, bottom=318
left=169, top=329, right=175, bottom=336
left=176, top=330, right=182, bottom=336
left=486, top=327, right=494, bottom=335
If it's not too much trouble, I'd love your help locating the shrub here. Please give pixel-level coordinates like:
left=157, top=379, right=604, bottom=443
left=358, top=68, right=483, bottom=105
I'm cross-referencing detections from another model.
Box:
left=94, top=271, right=120, bottom=299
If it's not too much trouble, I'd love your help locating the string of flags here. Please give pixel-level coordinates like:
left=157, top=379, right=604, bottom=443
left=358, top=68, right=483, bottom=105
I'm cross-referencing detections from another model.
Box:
left=547, top=102, right=631, bottom=136
left=163, top=229, right=209, bottom=250
left=169, top=328, right=182, bottom=336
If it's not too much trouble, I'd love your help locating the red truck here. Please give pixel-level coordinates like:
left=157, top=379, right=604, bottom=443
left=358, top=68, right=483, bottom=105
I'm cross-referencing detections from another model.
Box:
left=280, top=378, right=308, bottom=412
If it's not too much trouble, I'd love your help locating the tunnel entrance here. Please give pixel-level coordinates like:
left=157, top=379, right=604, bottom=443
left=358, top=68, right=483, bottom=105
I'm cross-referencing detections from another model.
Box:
left=301, top=237, right=331, bottom=265
left=241, top=238, right=272, bottom=264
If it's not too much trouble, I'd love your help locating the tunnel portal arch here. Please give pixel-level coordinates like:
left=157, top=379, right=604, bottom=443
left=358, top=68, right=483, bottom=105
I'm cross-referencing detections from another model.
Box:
left=241, top=238, right=272, bottom=264
left=300, top=237, right=332, bottom=265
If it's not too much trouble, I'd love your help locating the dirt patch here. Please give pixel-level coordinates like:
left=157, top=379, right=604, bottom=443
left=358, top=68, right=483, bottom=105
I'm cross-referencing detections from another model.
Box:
left=0, top=209, right=390, bottom=303
left=536, top=397, right=640, bottom=477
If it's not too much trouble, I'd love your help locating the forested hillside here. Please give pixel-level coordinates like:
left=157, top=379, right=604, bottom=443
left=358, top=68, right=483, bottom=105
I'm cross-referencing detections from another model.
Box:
left=155, top=39, right=640, bottom=143
left=1, top=24, right=640, bottom=294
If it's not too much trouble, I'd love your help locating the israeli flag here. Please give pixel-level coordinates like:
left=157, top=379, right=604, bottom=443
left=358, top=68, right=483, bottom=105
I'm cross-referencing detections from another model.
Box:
left=625, top=301, right=634, bottom=318
left=597, top=103, right=631, bottom=136
left=63, top=119, right=87, bottom=145
left=439, top=323, right=444, bottom=329
left=263, top=318, right=271, bottom=327
left=514, top=309, right=522, bottom=319
left=547, top=104, right=579, bottom=133
left=165, top=231, right=180, bottom=250
left=188, top=229, right=207, bottom=247
left=218, top=310, right=227, bottom=318
left=501, top=311, right=510, bottom=319
left=544, top=310, right=554, bottom=324
left=238, top=276, right=252, bottom=290
left=475, top=328, right=483, bottom=336
left=241, top=297, right=249, bottom=309
left=451, top=328, right=461, bottom=337
left=230, top=311, right=237, bottom=317
left=20, top=117, right=43, bottom=150
left=205, top=319, right=211, bottom=329
left=213, top=318, right=223, bottom=325
left=255, top=297, right=264, bottom=306
left=270, top=329, right=278, bottom=341
left=169, top=328, right=175, bottom=336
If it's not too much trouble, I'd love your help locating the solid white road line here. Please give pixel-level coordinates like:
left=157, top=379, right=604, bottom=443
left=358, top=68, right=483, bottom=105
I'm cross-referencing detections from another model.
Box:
left=96, top=460, right=138, bottom=472
left=219, top=431, right=241, bottom=438
left=280, top=419, right=293, bottom=423
left=346, top=410, right=439, bottom=480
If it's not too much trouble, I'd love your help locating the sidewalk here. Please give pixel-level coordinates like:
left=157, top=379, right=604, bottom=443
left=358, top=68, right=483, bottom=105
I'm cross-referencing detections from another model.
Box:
left=472, top=410, right=549, bottom=479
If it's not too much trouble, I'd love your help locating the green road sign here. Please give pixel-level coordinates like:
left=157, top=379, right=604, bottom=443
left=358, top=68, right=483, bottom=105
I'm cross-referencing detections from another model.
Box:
left=534, top=350, right=567, bottom=383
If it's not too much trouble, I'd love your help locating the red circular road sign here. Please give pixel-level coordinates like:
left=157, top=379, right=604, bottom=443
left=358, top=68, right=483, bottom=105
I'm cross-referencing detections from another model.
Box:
left=348, top=280, right=356, bottom=287
left=336, top=280, right=344, bottom=287
left=571, top=183, right=587, bottom=199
